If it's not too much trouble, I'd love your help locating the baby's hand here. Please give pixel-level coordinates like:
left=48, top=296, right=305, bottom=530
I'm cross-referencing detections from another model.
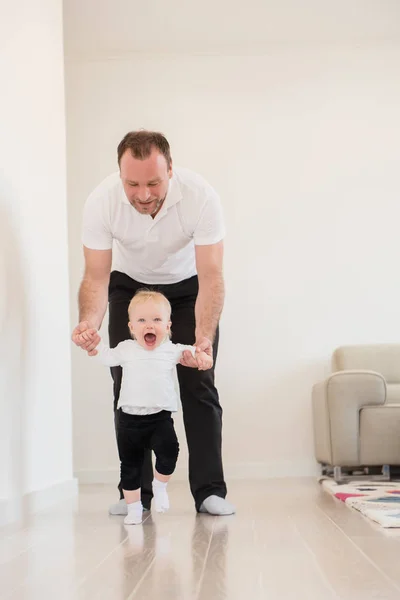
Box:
left=196, top=350, right=213, bottom=371
left=77, top=328, right=98, bottom=345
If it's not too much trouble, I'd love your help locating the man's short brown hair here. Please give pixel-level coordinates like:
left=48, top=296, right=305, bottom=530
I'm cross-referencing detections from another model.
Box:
left=117, top=130, right=172, bottom=168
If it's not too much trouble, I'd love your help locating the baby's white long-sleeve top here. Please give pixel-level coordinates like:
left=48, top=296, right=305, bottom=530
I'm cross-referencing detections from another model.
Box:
left=95, top=338, right=196, bottom=414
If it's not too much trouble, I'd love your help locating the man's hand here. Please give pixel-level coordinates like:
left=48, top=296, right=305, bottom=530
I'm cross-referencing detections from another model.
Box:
left=71, top=321, right=101, bottom=356
left=180, top=337, right=213, bottom=368
left=196, top=350, right=213, bottom=371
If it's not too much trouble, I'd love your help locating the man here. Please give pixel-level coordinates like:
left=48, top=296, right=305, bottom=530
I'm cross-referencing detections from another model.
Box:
left=72, top=130, right=234, bottom=516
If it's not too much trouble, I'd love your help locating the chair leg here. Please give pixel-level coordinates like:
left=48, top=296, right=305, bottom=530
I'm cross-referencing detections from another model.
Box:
left=333, top=466, right=342, bottom=483
left=332, top=464, right=390, bottom=484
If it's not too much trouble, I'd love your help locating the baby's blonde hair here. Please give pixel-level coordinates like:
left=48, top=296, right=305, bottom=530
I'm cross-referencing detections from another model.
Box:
left=128, top=290, right=172, bottom=339
left=128, top=289, right=171, bottom=316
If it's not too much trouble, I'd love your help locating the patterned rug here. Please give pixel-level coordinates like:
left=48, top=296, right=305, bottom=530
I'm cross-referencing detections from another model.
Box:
left=321, top=479, right=400, bottom=528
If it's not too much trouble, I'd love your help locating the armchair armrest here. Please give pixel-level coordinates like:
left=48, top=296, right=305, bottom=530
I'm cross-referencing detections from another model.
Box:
left=312, top=370, right=386, bottom=466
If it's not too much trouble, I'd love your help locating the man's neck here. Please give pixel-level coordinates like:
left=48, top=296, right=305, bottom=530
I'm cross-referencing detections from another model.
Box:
left=150, top=197, right=166, bottom=219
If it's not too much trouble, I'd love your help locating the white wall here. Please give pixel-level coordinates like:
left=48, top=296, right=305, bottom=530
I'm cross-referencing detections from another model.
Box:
left=66, top=41, right=400, bottom=483
left=0, top=0, right=75, bottom=525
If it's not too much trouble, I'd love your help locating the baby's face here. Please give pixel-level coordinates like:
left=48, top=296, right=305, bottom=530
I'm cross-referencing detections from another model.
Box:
left=128, top=300, right=171, bottom=350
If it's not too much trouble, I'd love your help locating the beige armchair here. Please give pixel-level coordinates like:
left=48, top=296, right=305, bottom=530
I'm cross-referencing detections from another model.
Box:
left=312, top=345, right=400, bottom=481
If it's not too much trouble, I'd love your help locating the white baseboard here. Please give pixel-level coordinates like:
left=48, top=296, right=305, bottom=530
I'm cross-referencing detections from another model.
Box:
left=0, top=478, right=78, bottom=528
left=75, top=469, right=119, bottom=485
left=75, top=460, right=319, bottom=485
left=224, top=460, right=319, bottom=479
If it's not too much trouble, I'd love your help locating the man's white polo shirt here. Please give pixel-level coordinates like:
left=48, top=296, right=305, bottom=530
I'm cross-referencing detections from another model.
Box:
left=82, top=167, right=225, bottom=285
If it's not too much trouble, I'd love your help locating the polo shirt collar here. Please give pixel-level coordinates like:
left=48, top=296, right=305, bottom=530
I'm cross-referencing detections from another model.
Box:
left=162, top=172, right=182, bottom=210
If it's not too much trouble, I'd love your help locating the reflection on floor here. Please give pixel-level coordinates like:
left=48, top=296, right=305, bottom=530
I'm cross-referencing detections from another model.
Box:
left=2, top=479, right=400, bottom=599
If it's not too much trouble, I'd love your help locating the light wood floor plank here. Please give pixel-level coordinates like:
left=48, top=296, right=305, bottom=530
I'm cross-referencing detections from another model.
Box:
left=2, top=479, right=400, bottom=600
left=316, top=489, right=400, bottom=589
left=293, top=499, right=400, bottom=599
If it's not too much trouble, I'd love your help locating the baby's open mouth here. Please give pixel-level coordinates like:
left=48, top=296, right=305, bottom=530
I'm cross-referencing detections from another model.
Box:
left=144, top=333, right=157, bottom=346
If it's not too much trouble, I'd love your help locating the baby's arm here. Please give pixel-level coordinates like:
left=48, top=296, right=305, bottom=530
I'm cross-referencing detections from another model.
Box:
left=78, top=330, right=125, bottom=367
left=175, top=344, right=213, bottom=371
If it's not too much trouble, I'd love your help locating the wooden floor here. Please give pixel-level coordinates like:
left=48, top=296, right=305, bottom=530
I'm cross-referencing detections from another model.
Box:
left=2, top=479, right=400, bottom=599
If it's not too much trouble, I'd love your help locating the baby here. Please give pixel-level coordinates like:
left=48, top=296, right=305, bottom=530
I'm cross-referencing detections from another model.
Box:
left=82, top=289, right=212, bottom=524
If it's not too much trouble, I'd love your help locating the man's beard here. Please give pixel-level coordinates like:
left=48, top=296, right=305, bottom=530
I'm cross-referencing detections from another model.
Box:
left=129, top=195, right=166, bottom=215
left=149, top=196, right=165, bottom=215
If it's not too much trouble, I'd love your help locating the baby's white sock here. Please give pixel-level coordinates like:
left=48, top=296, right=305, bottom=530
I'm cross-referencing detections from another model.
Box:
left=153, top=478, right=170, bottom=513
left=124, top=500, right=143, bottom=525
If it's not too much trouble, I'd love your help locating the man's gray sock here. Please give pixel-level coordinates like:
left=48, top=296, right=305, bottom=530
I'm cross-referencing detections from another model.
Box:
left=109, top=498, right=128, bottom=515
left=199, top=495, right=236, bottom=515
left=109, top=498, right=150, bottom=515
